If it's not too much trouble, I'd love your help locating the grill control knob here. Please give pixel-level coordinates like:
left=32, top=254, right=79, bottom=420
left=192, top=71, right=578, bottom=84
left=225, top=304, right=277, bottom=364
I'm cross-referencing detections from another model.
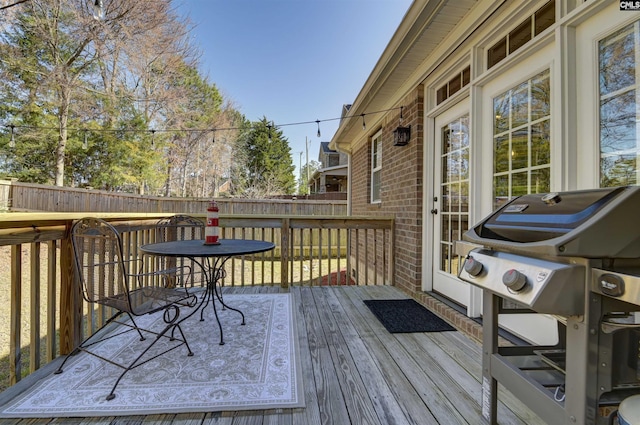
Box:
left=503, top=269, right=527, bottom=292
left=464, top=257, right=483, bottom=277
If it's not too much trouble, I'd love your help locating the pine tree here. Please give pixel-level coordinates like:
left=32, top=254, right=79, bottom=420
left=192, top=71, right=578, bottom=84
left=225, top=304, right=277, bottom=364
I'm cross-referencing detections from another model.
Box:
left=230, top=117, right=296, bottom=197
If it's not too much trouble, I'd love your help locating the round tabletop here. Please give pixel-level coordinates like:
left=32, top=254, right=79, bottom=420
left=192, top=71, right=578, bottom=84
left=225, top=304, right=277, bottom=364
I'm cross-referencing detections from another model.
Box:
left=139, top=239, right=275, bottom=258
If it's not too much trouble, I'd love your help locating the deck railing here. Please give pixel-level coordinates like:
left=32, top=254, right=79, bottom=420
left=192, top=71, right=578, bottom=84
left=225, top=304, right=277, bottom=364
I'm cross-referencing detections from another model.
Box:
left=0, top=213, right=394, bottom=391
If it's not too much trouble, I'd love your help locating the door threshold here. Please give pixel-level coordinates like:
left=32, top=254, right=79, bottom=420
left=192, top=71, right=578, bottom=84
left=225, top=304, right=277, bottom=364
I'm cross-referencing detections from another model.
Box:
left=426, top=291, right=531, bottom=346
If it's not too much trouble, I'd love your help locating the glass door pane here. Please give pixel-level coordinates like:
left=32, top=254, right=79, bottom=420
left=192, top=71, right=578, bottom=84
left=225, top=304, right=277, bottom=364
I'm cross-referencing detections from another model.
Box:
left=439, top=114, right=469, bottom=276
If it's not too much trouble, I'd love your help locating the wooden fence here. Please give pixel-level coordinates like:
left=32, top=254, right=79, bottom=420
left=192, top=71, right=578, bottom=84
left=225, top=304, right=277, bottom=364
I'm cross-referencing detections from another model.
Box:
left=0, top=180, right=347, bottom=215
left=0, top=212, right=394, bottom=391
left=0, top=182, right=9, bottom=211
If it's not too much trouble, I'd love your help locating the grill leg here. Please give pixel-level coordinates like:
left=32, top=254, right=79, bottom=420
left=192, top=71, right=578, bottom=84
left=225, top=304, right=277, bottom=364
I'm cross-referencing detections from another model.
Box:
left=482, top=291, right=500, bottom=425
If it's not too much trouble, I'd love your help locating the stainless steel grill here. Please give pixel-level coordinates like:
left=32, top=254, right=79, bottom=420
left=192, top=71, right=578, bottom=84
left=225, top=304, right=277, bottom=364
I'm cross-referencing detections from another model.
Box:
left=457, top=186, right=640, bottom=425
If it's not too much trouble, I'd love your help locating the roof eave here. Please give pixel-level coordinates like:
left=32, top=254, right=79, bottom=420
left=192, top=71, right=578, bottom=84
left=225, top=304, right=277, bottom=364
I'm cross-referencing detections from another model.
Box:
left=329, top=0, right=484, bottom=153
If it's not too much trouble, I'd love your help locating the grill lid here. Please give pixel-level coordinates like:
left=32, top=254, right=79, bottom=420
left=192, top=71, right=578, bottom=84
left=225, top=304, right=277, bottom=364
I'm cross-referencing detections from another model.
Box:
left=463, top=186, right=640, bottom=258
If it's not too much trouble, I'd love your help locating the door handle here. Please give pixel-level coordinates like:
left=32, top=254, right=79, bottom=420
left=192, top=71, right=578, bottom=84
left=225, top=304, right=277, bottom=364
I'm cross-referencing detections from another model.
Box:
left=430, top=209, right=438, bottom=214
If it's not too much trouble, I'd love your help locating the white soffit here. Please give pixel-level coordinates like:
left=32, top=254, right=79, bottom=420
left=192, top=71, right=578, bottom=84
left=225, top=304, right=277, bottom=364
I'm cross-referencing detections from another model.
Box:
left=331, top=0, right=478, bottom=151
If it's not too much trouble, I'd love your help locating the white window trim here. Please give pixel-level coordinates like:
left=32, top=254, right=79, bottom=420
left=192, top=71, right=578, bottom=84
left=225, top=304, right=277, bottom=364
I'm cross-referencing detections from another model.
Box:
left=479, top=43, right=556, bottom=219
left=596, top=20, right=640, bottom=188
left=371, top=130, right=382, bottom=204
left=575, top=3, right=639, bottom=189
left=491, top=68, right=552, bottom=209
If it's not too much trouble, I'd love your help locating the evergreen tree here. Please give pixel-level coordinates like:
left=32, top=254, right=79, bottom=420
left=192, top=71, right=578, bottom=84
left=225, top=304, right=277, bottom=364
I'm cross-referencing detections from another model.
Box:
left=0, top=0, right=239, bottom=194
left=230, top=117, right=296, bottom=197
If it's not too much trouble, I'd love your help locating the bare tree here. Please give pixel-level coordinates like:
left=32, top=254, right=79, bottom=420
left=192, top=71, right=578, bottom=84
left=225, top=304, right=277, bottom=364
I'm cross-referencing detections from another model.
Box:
left=1, top=0, right=203, bottom=187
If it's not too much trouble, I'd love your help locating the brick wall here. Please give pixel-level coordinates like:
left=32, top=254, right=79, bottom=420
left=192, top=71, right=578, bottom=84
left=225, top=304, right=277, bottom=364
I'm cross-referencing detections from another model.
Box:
left=350, top=86, right=424, bottom=294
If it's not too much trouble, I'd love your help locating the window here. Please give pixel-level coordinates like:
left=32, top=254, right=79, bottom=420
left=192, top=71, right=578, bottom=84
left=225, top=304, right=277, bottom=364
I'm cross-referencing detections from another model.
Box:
left=371, top=130, right=382, bottom=203
left=509, top=20, right=532, bottom=53
left=599, top=21, right=640, bottom=187
left=436, top=66, right=471, bottom=105
left=534, top=1, right=555, bottom=36
left=488, top=1, right=555, bottom=69
left=439, top=114, right=470, bottom=275
left=488, top=39, right=507, bottom=69
left=493, top=69, right=551, bottom=210
left=328, top=154, right=340, bottom=167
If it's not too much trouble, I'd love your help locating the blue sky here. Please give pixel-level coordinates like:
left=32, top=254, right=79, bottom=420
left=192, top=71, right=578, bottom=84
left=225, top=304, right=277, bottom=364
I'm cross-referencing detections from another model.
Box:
left=174, top=0, right=413, bottom=177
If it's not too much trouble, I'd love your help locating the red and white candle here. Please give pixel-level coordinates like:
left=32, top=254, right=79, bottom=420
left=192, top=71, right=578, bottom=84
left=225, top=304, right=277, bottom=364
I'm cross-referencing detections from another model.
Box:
left=205, top=199, right=220, bottom=245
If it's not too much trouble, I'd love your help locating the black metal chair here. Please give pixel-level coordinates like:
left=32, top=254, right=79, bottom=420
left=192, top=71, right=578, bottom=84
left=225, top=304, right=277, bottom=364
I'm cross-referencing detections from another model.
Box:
left=55, top=217, right=197, bottom=401
left=152, top=215, right=206, bottom=289
left=155, top=215, right=205, bottom=242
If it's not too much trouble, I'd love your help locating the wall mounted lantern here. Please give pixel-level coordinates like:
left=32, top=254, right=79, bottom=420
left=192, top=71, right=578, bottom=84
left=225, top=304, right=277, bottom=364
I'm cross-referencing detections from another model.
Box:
left=393, top=125, right=411, bottom=146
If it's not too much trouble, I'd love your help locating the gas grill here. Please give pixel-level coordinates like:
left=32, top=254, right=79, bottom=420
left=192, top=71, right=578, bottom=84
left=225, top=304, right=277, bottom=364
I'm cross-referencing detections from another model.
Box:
left=456, top=186, right=640, bottom=425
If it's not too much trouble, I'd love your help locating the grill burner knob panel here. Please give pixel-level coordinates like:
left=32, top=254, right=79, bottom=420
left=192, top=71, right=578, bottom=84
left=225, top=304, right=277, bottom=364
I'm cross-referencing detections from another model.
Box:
left=457, top=248, right=586, bottom=315
left=503, top=269, right=527, bottom=292
left=464, top=256, right=483, bottom=277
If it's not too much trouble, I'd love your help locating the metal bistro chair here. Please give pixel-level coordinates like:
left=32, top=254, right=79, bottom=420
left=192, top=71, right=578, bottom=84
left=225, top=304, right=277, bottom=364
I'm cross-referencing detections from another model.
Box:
left=152, top=215, right=207, bottom=290
left=153, top=215, right=230, bottom=311
left=55, top=217, right=198, bottom=401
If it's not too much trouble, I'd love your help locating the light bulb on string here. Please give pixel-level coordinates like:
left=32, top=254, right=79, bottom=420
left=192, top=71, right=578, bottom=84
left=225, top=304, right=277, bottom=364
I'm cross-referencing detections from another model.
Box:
left=0, top=106, right=407, bottom=147
left=9, top=125, right=15, bottom=148
left=92, top=0, right=104, bottom=20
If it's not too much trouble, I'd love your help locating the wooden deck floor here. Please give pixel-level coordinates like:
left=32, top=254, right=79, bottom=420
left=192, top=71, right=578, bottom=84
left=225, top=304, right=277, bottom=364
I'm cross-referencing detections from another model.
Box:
left=0, top=286, right=546, bottom=425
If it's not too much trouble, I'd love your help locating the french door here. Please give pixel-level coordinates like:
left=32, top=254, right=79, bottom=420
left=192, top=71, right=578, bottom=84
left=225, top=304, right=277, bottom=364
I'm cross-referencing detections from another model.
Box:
left=431, top=102, right=471, bottom=307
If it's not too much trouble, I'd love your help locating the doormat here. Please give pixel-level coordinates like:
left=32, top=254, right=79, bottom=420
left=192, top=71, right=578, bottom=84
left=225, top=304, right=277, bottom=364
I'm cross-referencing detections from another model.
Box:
left=0, top=293, right=304, bottom=418
left=364, top=299, right=456, bottom=333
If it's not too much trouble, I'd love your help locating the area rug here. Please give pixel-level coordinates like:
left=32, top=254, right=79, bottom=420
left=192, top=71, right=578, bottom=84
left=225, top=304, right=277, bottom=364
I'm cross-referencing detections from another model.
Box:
left=364, top=299, right=456, bottom=333
left=0, top=293, right=304, bottom=418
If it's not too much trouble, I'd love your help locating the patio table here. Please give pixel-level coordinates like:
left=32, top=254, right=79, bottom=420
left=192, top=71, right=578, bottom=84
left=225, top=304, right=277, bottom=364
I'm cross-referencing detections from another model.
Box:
left=139, top=239, right=275, bottom=345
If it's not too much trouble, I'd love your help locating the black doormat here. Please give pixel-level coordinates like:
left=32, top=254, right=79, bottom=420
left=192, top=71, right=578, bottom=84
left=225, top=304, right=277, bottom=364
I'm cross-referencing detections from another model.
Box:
left=363, top=299, right=456, bottom=333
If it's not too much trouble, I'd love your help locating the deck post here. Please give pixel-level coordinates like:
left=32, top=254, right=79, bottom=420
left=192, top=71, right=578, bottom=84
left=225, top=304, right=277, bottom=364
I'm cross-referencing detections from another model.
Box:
left=59, top=220, right=81, bottom=354
left=280, top=218, right=290, bottom=289
left=10, top=244, right=22, bottom=385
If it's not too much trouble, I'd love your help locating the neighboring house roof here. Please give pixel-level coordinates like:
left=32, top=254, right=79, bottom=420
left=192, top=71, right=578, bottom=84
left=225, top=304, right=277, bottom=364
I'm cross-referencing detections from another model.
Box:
left=310, top=141, right=349, bottom=190
left=320, top=142, right=335, bottom=154
left=339, top=104, right=352, bottom=126
left=309, top=164, right=348, bottom=181
left=330, top=0, right=483, bottom=153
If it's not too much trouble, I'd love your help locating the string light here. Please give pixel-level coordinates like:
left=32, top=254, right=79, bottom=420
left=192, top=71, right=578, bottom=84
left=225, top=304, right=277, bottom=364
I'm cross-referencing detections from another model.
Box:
left=0, top=0, right=105, bottom=19
left=1, top=105, right=405, bottom=145
left=92, top=0, right=104, bottom=20
left=9, top=124, right=15, bottom=148
left=0, top=0, right=30, bottom=11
